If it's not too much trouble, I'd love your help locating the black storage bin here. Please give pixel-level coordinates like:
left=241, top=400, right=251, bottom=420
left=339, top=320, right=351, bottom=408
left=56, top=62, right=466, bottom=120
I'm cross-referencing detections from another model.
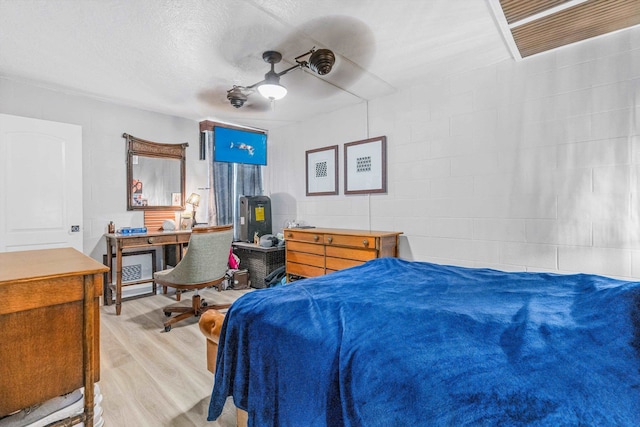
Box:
left=232, top=242, right=285, bottom=289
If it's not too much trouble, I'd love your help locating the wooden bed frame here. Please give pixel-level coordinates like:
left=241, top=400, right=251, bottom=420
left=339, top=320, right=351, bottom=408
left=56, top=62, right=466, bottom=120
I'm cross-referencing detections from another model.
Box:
left=199, top=309, right=248, bottom=427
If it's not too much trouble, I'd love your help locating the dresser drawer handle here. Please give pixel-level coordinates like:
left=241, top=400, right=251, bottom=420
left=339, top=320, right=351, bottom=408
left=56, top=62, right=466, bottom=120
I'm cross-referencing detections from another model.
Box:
left=287, top=232, right=292, bottom=238
left=313, top=235, right=319, bottom=242
left=147, top=238, right=154, bottom=244
left=362, top=239, right=369, bottom=247
left=327, top=236, right=333, bottom=243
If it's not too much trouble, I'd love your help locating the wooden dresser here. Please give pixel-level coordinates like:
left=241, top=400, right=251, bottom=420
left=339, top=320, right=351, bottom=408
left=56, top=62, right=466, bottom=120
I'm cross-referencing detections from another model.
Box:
left=284, top=227, right=402, bottom=281
left=0, top=248, right=108, bottom=425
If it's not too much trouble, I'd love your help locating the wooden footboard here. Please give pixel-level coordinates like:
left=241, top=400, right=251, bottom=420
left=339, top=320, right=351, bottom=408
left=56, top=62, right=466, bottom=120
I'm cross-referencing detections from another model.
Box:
left=198, top=309, right=248, bottom=427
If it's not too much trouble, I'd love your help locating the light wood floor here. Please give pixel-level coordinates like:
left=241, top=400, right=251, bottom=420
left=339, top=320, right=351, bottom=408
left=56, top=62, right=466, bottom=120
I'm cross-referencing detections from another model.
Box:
left=99, top=287, right=252, bottom=427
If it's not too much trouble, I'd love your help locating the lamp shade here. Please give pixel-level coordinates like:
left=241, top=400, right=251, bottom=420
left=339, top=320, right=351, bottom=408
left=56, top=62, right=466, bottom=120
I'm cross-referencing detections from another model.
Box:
left=258, top=83, right=287, bottom=100
left=186, top=193, right=200, bottom=207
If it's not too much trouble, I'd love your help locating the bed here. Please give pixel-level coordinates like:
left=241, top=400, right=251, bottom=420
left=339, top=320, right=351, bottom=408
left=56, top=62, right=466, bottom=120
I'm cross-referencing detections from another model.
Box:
left=207, top=257, right=640, bottom=426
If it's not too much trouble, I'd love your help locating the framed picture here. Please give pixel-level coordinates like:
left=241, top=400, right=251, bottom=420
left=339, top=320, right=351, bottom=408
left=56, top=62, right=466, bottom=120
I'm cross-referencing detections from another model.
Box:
left=344, top=136, right=387, bottom=194
left=306, top=145, right=338, bottom=196
left=171, top=192, right=181, bottom=206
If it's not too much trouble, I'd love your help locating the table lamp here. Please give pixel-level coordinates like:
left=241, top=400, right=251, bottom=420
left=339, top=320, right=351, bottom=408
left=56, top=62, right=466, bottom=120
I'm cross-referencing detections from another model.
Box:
left=186, top=193, right=200, bottom=227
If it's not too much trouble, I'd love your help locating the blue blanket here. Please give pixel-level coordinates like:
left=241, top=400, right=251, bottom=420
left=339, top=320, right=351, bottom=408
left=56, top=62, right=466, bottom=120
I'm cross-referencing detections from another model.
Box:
left=208, top=258, right=640, bottom=426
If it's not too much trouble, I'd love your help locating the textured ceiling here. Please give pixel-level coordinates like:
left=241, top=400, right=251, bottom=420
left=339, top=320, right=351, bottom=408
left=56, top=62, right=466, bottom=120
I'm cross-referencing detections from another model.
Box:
left=0, top=0, right=636, bottom=129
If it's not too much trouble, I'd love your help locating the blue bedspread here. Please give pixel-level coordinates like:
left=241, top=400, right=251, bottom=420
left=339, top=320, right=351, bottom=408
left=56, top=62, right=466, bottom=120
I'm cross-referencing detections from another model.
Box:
left=208, top=258, right=640, bottom=426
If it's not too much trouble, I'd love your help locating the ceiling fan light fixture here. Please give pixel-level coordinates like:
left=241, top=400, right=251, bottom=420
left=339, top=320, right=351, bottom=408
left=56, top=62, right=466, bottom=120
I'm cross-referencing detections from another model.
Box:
left=258, top=56, right=287, bottom=100
left=258, top=82, right=287, bottom=100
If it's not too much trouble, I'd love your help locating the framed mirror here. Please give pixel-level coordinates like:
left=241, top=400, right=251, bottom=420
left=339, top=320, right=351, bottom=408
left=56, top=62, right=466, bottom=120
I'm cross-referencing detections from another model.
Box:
left=124, top=133, right=188, bottom=211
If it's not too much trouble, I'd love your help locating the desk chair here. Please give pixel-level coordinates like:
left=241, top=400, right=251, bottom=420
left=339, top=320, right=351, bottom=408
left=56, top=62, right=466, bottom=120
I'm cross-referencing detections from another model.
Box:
left=154, top=224, right=233, bottom=332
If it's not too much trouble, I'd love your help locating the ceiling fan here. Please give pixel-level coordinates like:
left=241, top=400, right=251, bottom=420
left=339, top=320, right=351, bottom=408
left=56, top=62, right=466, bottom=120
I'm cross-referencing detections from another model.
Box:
left=226, top=47, right=336, bottom=109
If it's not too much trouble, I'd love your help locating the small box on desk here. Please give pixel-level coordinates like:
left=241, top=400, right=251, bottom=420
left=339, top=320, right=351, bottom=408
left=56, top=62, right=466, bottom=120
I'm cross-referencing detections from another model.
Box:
left=232, top=242, right=285, bottom=289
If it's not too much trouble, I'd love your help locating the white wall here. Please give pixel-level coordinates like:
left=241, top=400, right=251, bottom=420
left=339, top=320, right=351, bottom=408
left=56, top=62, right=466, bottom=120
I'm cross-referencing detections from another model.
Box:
left=0, top=78, right=206, bottom=262
left=267, top=26, right=640, bottom=279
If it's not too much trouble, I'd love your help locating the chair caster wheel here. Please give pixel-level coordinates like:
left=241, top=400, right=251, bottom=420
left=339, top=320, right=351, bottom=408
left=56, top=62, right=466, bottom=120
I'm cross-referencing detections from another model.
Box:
left=164, top=312, right=171, bottom=317
left=164, top=325, right=172, bottom=332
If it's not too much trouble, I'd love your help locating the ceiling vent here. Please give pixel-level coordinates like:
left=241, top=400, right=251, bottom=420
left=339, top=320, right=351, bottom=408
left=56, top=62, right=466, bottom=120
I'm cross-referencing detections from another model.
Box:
left=490, top=0, right=640, bottom=59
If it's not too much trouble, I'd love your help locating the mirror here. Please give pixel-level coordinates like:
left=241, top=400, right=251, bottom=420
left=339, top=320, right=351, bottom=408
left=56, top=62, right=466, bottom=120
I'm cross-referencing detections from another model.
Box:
left=124, top=133, right=188, bottom=211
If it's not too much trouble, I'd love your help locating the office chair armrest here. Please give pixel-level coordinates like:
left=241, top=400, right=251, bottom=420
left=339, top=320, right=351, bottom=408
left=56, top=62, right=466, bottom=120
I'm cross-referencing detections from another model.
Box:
left=199, top=309, right=226, bottom=374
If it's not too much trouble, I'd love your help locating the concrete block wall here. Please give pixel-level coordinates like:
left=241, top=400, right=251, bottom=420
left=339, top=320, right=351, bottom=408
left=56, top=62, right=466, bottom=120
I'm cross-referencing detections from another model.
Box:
left=268, top=26, right=640, bottom=279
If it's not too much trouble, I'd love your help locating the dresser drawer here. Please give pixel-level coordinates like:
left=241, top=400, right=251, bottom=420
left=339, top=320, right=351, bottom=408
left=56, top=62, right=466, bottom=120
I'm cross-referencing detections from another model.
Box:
left=286, top=261, right=324, bottom=278
left=285, top=230, right=324, bottom=244
left=325, top=246, right=376, bottom=262
left=325, top=234, right=377, bottom=249
left=286, top=240, right=325, bottom=256
left=325, top=257, right=365, bottom=272
left=286, top=251, right=324, bottom=268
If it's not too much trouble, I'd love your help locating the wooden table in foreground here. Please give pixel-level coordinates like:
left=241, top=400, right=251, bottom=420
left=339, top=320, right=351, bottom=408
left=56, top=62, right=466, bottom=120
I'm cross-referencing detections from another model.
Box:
left=0, top=248, right=108, bottom=425
left=284, top=227, right=403, bottom=281
left=105, top=230, right=191, bottom=315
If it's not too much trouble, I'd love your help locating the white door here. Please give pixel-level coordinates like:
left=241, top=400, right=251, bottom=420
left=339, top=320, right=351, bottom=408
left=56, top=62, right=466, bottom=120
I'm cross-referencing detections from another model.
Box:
left=0, top=114, right=83, bottom=252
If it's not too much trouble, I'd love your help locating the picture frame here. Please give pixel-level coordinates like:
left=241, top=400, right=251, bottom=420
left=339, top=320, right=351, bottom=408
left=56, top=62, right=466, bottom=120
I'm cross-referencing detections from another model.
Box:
left=306, top=145, right=339, bottom=196
left=344, top=136, right=387, bottom=194
left=171, top=192, right=181, bottom=206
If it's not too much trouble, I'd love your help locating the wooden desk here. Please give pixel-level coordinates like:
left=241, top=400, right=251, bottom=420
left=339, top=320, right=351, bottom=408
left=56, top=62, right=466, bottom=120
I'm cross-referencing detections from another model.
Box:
left=0, top=248, right=108, bottom=425
left=105, top=230, right=191, bottom=315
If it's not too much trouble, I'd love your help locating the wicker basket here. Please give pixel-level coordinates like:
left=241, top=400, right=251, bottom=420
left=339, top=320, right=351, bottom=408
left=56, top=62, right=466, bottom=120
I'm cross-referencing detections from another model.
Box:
left=232, top=243, right=285, bottom=289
